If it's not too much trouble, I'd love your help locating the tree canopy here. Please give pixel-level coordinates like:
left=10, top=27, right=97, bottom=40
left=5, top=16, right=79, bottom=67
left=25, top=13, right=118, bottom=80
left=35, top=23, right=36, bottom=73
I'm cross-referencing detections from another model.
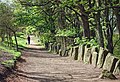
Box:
left=0, top=0, right=120, bottom=56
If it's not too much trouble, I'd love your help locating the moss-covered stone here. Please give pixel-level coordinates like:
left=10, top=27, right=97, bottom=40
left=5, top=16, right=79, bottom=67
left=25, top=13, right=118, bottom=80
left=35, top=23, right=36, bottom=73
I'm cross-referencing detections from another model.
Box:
left=97, top=47, right=109, bottom=68
left=72, top=46, right=79, bottom=60
left=62, top=49, right=66, bottom=56
left=91, top=46, right=99, bottom=53
left=103, top=53, right=118, bottom=73
left=92, top=52, right=98, bottom=67
left=68, top=47, right=73, bottom=57
left=56, top=43, right=61, bottom=54
left=83, top=45, right=91, bottom=64
left=49, top=43, right=53, bottom=52
left=53, top=42, right=57, bottom=53
left=58, top=49, right=62, bottom=56
left=84, top=48, right=91, bottom=64
left=78, top=44, right=85, bottom=61
left=113, top=60, right=120, bottom=75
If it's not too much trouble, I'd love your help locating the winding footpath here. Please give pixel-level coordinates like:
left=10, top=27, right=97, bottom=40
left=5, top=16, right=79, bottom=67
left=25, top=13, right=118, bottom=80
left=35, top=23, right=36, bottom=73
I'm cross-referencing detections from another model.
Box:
left=7, top=36, right=120, bottom=82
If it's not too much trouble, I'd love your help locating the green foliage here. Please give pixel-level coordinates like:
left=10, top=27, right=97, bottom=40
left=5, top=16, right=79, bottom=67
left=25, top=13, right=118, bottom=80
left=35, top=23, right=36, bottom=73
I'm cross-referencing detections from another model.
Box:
left=60, top=0, right=78, bottom=7
left=2, top=59, right=15, bottom=68
left=0, top=44, right=21, bottom=59
left=75, top=37, right=99, bottom=47
left=26, top=26, right=36, bottom=34
left=4, top=0, right=119, bottom=60
left=0, top=42, right=21, bottom=68
left=40, top=33, right=54, bottom=44
left=56, top=29, right=76, bottom=37
left=12, top=34, right=27, bottom=48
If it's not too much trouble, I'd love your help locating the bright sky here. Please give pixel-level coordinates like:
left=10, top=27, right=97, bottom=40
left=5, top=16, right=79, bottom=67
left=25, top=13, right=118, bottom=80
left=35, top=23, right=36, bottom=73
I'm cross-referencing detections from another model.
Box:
left=1, top=0, right=12, bottom=3
left=1, top=0, right=13, bottom=5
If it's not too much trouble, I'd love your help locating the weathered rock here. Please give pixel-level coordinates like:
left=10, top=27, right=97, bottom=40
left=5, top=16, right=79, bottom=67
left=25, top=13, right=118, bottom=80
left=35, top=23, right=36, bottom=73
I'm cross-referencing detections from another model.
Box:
left=92, top=52, right=98, bottom=67
left=53, top=43, right=57, bottom=53
left=72, top=46, right=79, bottom=60
left=68, top=47, right=73, bottom=57
left=113, top=60, right=120, bottom=75
left=97, top=47, right=109, bottom=68
left=99, top=70, right=117, bottom=80
left=77, top=44, right=85, bottom=61
left=103, top=53, right=119, bottom=73
left=49, top=43, right=53, bottom=52
left=56, top=43, right=61, bottom=54
left=58, top=49, right=62, bottom=56
left=64, top=49, right=69, bottom=57
left=51, top=43, right=55, bottom=52
left=91, top=46, right=99, bottom=53
left=62, top=49, right=67, bottom=56
left=58, top=48, right=68, bottom=57
left=83, top=44, right=91, bottom=64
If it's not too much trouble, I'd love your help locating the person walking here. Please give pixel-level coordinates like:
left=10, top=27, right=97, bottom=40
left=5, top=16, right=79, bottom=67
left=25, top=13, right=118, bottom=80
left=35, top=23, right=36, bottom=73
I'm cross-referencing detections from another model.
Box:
left=27, top=35, right=30, bottom=44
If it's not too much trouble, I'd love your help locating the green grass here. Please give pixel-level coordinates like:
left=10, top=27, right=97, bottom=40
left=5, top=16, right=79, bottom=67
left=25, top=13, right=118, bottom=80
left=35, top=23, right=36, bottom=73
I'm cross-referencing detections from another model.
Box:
left=11, top=34, right=28, bottom=49
left=1, top=59, right=15, bottom=68
left=0, top=35, right=24, bottom=68
left=0, top=44, right=21, bottom=68
left=0, top=45, right=21, bottom=59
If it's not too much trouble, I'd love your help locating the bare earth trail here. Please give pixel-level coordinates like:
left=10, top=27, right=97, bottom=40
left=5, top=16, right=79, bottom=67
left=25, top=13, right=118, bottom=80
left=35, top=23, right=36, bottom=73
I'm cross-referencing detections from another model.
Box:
left=9, top=36, right=120, bottom=82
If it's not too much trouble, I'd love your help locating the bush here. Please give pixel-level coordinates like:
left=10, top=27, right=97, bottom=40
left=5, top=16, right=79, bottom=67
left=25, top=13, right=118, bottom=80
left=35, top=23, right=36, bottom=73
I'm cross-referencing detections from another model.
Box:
left=74, top=37, right=99, bottom=47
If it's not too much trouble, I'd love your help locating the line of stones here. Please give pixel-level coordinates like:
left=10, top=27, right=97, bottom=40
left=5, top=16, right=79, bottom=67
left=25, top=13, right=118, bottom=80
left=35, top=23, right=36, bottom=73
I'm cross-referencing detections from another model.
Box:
left=48, top=43, right=120, bottom=75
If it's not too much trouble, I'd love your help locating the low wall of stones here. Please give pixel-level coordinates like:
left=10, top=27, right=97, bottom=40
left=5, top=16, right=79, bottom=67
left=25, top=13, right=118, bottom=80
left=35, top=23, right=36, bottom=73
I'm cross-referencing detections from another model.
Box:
left=48, top=43, right=120, bottom=75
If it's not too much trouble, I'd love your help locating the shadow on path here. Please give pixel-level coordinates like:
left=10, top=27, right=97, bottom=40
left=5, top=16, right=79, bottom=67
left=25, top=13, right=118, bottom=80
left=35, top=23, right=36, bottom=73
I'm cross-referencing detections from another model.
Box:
left=11, top=36, right=120, bottom=82
left=20, top=46, right=63, bottom=59
left=15, top=70, right=69, bottom=82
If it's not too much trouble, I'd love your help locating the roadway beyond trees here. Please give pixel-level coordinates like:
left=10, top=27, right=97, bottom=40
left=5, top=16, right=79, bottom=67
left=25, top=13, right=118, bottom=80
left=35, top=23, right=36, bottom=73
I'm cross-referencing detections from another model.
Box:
left=6, top=36, right=120, bottom=82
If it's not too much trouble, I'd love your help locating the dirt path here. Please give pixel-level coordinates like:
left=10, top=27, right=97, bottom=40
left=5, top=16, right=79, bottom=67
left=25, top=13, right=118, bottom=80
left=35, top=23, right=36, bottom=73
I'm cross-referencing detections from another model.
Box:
left=7, top=36, right=120, bottom=82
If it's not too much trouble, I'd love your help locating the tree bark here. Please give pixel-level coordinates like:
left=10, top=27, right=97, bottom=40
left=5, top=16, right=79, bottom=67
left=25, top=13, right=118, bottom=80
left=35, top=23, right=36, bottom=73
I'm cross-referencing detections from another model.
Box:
left=105, top=0, right=113, bottom=53
left=95, top=0, right=104, bottom=47
left=78, top=4, right=90, bottom=39
left=13, top=32, right=18, bottom=51
left=114, top=8, right=120, bottom=35
left=81, top=15, right=90, bottom=39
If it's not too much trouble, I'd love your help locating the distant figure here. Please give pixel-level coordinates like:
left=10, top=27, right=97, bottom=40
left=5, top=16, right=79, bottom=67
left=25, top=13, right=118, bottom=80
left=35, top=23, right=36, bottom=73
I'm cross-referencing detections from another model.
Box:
left=27, top=35, right=30, bottom=44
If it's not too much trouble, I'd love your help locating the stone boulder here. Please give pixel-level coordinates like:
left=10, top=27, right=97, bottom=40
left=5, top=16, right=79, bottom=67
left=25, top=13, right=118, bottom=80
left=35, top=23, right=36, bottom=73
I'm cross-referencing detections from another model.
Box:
left=49, top=43, right=53, bottom=52
left=97, top=47, right=109, bottom=68
left=83, top=44, right=91, bottom=64
left=103, top=53, right=119, bottom=73
left=58, top=49, right=62, bottom=56
left=92, top=52, right=98, bottom=67
left=68, top=47, right=73, bottom=57
left=77, top=44, right=85, bottom=61
left=53, top=43, right=57, bottom=53
left=72, top=46, right=79, bottom=60
left=51, top=43, right=55, bottom=52
left=64, top=49, right=69, bottom=57
left=113, top=60, right=120, bottom=75
left=91, top=46, right=99, bottom=53
left=61, top=49, right=67, bottom=57
left=56, top=43, right=61, bottom=54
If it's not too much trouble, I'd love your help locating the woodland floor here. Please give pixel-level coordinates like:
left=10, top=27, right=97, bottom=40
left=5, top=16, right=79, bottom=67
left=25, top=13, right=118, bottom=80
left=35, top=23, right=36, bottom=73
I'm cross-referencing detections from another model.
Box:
left=1, top=36, right=120, bottom=82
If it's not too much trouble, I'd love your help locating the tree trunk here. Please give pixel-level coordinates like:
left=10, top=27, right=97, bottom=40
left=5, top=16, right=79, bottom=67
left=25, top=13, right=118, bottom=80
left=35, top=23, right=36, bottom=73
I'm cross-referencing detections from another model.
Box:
left=13, top=32, right=18, bottom=51
left=81, top=15, right=90, bottom=39
left=114, top=8, right=120, bottom=35
left=78, top=4, right=90, bottom=39
left=95, top=0, right=104, bottom=47
left=105, top=0, right=113, bottom=53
